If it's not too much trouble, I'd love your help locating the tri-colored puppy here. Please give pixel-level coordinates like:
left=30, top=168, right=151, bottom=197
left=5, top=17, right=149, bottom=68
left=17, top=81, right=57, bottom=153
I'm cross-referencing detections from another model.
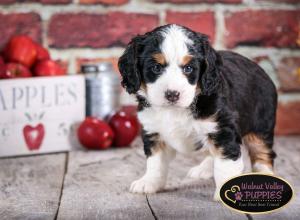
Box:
left=118, top=24, right=277, bottom=200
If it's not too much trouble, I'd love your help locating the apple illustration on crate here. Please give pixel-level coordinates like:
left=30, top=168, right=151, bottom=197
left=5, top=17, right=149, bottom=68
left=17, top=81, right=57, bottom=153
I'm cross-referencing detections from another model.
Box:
left=23, top=123, right=45, bottom=150
left=23, top=112, right=46, bottom=151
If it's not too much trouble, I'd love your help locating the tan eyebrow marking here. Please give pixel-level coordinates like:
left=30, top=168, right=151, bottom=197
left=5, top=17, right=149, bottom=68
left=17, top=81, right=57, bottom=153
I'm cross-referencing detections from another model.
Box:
left=181, top=55, right=193, bottom=66
left=152, top=53, right=166, bottom=65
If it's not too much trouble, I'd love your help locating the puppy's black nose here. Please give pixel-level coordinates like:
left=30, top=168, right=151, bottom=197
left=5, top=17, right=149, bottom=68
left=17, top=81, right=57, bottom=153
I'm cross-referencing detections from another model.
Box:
left=165, top=90, right=180, bottom=103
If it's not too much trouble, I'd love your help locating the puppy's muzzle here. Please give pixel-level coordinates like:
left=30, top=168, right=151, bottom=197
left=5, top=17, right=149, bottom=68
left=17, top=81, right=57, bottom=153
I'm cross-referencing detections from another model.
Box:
left=165, top=90, right=180, bottom=103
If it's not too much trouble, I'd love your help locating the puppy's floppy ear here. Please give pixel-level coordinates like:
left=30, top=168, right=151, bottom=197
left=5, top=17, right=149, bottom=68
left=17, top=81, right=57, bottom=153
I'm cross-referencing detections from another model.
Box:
left=197, top=34, right=223, bottom=96
left=118, top=35, right=146, bottom=94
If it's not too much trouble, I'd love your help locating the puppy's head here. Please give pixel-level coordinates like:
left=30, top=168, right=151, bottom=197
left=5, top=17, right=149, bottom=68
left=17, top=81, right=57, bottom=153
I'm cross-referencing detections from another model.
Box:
left=118, top=24, right=222, bottom=108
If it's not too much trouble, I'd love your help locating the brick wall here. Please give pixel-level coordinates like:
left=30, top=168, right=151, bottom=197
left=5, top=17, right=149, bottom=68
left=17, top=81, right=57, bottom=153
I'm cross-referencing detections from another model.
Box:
left=0, top=0, right=299, bottom=135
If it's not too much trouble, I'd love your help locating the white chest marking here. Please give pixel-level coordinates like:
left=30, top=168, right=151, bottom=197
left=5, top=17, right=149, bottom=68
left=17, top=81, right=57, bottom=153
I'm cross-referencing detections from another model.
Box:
left=138, top=106, right=218, bottom=154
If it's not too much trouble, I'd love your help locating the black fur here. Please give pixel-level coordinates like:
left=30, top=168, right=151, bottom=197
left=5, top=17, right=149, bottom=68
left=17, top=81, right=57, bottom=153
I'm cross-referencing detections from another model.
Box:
left=118, top=24, right=277, bottom=162
left=187, top=31, right=223, bottom=96
left=118, top=27, right=165, bottom=93
left=181, top=57, right=201, bottom=85
left=192, top=50, right=277, bottom=160
left=142, top=130, right=159, bottom=157
left=136, top=94, right=151, bottom=111
left=118, top=35, right=145, bottom=94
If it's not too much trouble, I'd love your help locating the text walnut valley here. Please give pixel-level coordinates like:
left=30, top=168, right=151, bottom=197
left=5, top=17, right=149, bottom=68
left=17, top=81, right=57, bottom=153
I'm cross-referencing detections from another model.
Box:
left=240, top=181, right=284, bottom=200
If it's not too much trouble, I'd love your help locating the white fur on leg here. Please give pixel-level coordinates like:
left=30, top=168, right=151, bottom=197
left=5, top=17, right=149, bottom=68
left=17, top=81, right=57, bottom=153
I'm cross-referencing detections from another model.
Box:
left=213, top=156, right=244, bottom=201
left=187, top=156, right=214, bottom=180
left=130, top=146, right=175, bottom=194
left=253, top=162, right=274, bottom=174
left=130, top=155, right=167, bottom=194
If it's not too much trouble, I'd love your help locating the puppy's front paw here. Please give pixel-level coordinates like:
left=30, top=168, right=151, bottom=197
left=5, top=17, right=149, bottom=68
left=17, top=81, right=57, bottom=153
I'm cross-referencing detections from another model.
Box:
left=130, top=177, right=165, bottom=194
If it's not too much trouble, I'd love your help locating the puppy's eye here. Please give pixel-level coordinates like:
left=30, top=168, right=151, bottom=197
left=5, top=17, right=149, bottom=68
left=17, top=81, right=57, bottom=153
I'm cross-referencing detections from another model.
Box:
left=151, top=64, right=163, bottom=74
left=183, top=65, right=194, bottom=74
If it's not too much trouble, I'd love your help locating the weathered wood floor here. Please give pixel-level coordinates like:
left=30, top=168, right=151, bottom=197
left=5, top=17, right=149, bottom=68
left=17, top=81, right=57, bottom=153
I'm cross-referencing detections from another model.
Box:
left=0, top=136, right=299, bottom=220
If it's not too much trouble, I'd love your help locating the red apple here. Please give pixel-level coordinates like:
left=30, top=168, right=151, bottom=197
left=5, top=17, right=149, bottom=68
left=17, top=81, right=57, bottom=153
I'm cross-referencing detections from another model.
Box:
left=0, top=56, right=6, bottom=77
left=34, top=60, right=65, bottom=77
left=120, top=105, right=141, bottom=132
left=109, top=110, right=139, bottom=147
left=35, top=43, right=50, bottom=62
left=77, top=117, right=115, bottom=150
left=2, top=62, right=32, bottom=79
left=120, top=105, right=138, bottom=117
left=5, top=35, right=37, bottom=67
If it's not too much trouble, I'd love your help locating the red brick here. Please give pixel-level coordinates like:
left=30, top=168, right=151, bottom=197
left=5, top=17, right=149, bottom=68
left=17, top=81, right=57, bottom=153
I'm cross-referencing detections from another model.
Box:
left=275, top=101, right=300, bottom=135
left=0, top=13, right=41, bottom=50
left=76, top=57, right=119, bottom=74
left=0, top=0, right=71, bottom=4
left=277, top=57, right=300, bottom=92
left=38, top=0, right=71, bottom=4
left=48, top=12, right=159, bottom=48
left=0, top=0, right=15, bottom=4
left=153, top=0, right=241, bottom=3
left=224, top=10, right=300, bottom=48
left=79, top=0, right=128, bottom=5
left=166, top=11, right=215, bottom=43
left=262, top=0, right=299, bottom=3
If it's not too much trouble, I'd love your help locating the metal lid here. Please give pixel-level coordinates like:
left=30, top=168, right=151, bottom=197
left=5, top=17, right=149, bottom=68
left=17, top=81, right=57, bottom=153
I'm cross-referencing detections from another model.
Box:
left=81, top=64, right=98, bottom=73
left=96, top=62, right=113, bottom=72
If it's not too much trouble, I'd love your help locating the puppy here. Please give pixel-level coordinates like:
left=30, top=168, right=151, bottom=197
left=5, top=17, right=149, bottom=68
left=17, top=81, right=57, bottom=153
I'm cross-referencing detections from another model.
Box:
left=118, top=24, right=277, bottom=200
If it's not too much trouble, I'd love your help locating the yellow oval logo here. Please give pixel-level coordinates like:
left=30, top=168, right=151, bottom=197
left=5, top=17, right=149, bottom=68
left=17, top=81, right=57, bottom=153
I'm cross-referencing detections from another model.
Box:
left=220, top=173, right=294, bottom=214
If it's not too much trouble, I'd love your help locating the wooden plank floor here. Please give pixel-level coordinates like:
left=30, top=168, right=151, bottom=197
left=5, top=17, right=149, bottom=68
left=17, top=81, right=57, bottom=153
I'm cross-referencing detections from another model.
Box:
left=0, top=154, right=66, bottom=220
left=0, top=137, right=299, bottom=220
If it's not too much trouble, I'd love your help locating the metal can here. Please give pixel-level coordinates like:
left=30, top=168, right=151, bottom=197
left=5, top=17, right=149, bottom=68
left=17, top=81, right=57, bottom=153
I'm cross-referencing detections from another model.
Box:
left=82, top=62, right=120, bottom=119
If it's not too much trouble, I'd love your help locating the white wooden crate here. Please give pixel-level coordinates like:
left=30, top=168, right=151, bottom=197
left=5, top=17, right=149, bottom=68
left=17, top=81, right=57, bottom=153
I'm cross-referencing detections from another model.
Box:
left=0, top=75, right=85, bottom=157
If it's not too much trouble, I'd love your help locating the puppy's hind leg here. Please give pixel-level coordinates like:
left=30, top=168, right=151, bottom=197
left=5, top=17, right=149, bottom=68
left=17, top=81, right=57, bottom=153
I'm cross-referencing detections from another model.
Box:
left=243, top=133, right=276, bottom=174
left=187, top=154, right=214, bottom=180
left=130, top=141, right=176, bottom=194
